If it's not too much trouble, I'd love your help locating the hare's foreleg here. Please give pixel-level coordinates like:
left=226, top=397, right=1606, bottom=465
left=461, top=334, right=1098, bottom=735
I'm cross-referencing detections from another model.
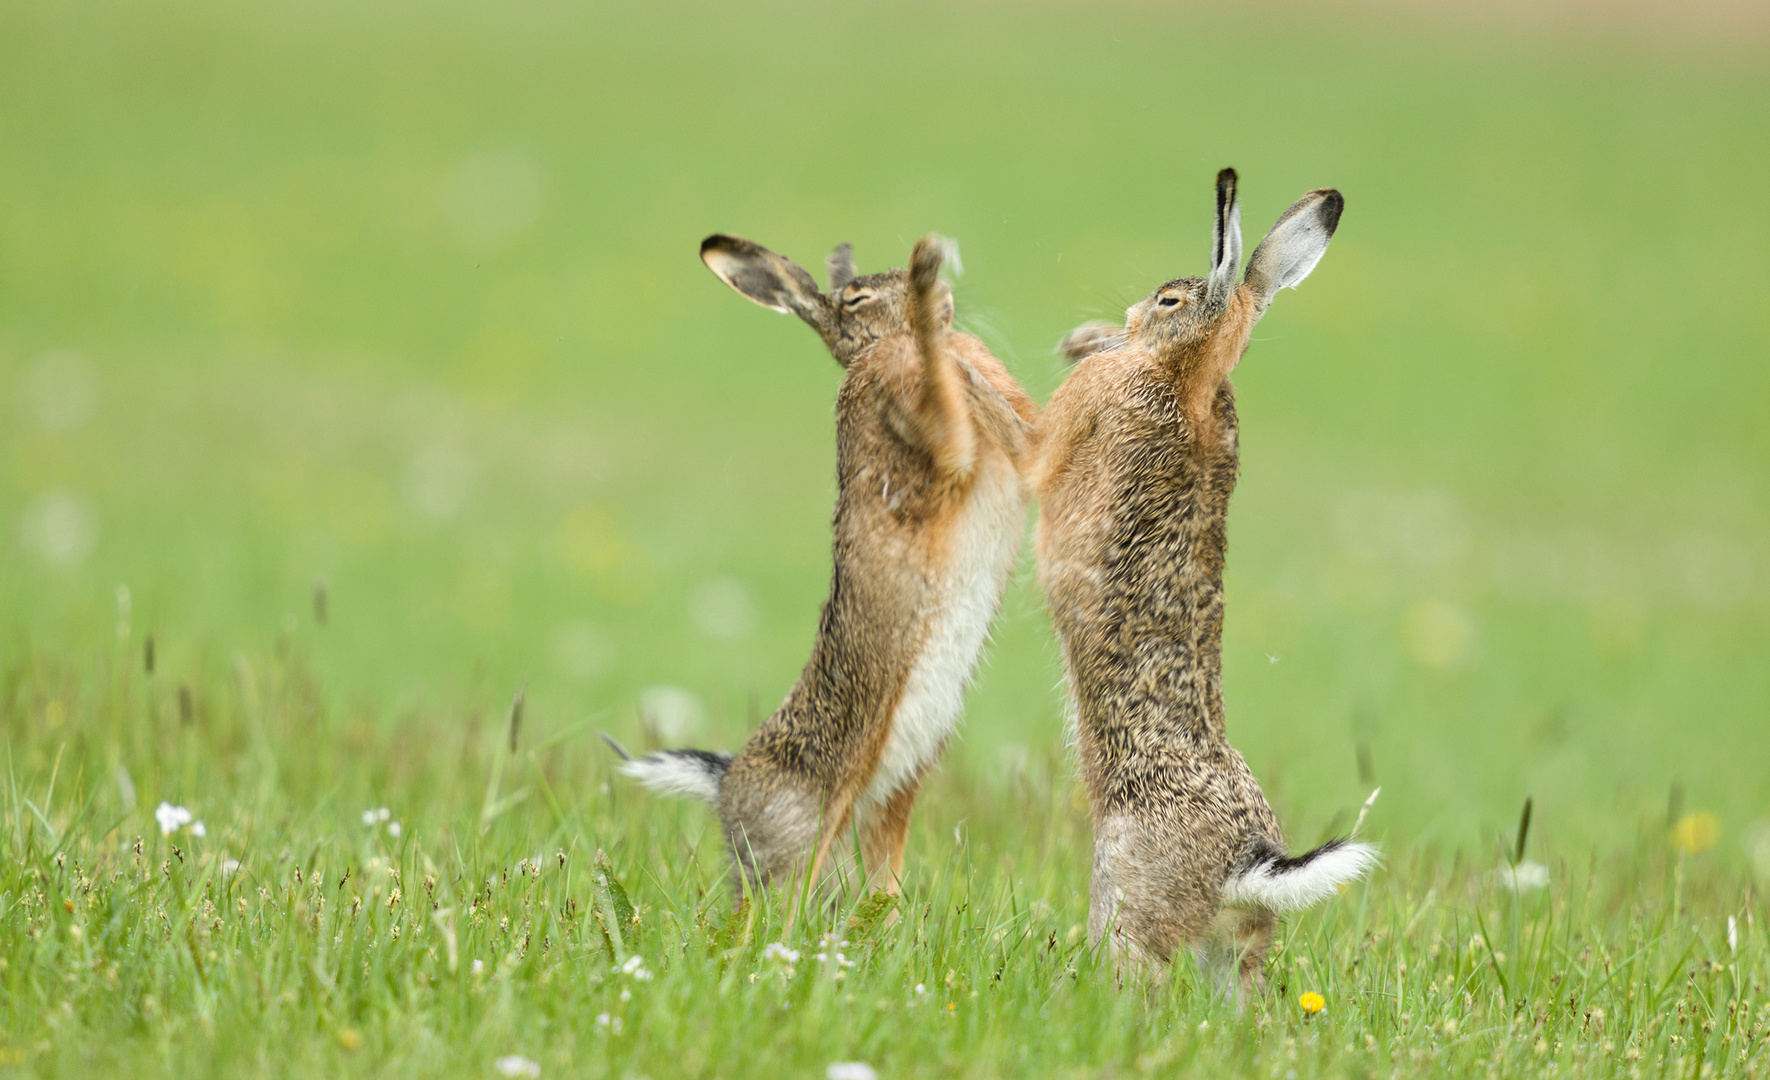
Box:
left=860, top=774, right=925, bottom=897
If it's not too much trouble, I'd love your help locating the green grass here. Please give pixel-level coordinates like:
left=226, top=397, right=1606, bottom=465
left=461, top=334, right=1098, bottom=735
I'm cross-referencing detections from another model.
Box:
left=2, top=0, right=1768, bottom=1075
left=0, top=664, right=1766, bottom=1078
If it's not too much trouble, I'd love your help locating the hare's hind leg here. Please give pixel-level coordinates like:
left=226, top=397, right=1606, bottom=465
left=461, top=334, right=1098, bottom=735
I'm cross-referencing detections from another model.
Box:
left=786, top=782, right=864, bottom=931
left=1202, top=906, right=1275, bottom=1010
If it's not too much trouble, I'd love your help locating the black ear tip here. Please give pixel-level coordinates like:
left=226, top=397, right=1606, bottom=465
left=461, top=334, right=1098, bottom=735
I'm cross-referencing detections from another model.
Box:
left=1317, top=190, right=1345, bottom=233
left=701, top=234, right=738, bottom=256
left=1216, top=167, right=1238, bottom=195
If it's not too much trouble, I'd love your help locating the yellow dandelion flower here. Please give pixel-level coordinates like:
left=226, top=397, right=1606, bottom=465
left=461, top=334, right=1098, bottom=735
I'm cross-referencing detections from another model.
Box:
left=1671, top=811, right=1719, bottom=854
left=1299, top=991, right=1325, bottom=1015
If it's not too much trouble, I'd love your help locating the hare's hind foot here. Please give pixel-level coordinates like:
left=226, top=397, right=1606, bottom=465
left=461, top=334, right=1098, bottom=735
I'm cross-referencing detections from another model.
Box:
left=1199, top=906, right=1275, bottom=1011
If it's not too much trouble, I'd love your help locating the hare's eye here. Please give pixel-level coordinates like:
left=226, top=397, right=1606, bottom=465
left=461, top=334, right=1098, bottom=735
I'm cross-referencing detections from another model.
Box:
left=1157, top=296, right=1181, bottom=308
left=844, top=292, right=871, bottom=308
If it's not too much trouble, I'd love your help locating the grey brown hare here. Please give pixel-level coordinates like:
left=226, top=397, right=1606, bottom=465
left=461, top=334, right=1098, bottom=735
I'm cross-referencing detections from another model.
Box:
left=1037, top=169, right=1376, bottom=997
left=610, top=233, right=1039, bottom=912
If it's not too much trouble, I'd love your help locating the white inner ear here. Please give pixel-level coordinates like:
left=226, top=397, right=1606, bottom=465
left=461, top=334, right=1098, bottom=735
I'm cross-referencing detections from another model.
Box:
left=1222, top=198, right=1243, bottom=279
left=1251, top=216, right=1333, bottom=294
left=1208, top=198, right=1242, bottom=302
left=702, top=249, right=791, bottom=313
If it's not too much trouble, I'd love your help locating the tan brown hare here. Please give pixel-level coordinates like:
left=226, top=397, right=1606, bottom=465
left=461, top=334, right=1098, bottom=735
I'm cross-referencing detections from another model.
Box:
left=610, top=233, right=1038, bottom=910
left=1036, top=169, right=1376, bottom=998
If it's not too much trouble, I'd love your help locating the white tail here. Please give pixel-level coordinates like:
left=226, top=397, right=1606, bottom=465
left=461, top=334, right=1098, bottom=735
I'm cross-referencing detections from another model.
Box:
left=1221, top=839, right=1380, bottom=912
left=613, top=747, right=731, bottom=805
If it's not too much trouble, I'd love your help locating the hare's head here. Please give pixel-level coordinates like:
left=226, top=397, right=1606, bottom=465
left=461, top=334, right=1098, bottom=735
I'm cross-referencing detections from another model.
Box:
left=701, top=235, right=954, bottom=367
left=1058, top=170, right=1342, bottom=401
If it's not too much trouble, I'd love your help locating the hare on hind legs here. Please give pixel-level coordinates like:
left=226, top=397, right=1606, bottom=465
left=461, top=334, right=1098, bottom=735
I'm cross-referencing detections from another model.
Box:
left=1036, top=169, right=1377, bottom=1001
left=610, top=233, right=1038, bottom=915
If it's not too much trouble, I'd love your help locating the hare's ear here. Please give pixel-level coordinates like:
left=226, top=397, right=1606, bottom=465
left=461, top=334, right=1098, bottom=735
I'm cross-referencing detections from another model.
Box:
left=1243, top=189, right=1343, bottom=308
left=1056, top=320, right=1126, bottom=364
left=701, top=234, right=833, bottom=332
left=1205, top=168, right=1243, bottom=312
left=826, top=243, right=857, bottom=292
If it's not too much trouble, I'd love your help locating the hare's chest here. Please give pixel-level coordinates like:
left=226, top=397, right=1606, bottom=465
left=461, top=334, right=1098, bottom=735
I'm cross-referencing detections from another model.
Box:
left=861, top=465, right=1026, bottom=808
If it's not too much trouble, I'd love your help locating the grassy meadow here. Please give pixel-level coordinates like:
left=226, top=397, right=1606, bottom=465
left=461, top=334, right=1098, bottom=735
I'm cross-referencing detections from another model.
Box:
left=2, top=0, right=1769, bottom=1075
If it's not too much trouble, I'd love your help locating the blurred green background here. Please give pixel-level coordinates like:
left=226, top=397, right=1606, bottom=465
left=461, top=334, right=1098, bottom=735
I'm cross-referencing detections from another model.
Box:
left=2, top=0, right=1766, bottom=856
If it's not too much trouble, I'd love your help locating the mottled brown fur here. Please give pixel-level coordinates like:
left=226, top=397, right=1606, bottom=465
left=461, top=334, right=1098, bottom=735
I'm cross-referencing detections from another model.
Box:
left=670, top=234, right=1038, bottom=908
left=1036, top=171, right=1344, bottom=993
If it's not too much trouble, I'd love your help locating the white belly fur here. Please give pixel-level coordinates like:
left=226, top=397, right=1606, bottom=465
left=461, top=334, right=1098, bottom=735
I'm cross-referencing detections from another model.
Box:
left=860, top=466, right=1026, bottom=811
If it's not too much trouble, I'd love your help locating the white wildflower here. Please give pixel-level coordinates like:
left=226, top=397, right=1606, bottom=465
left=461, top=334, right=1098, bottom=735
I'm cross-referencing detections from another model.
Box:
left=154, top=802, right=193, bottom=836
left=221, top=858, right=241, bottom=876
left=387, top=821, right=402, bottom=838
left=493, top=1055, right=540, bottom=1078
left=637, top=685, right=705, bottom=742
left=619, top=988, right=631, bottom=1002
left=611, top=954, right=652, bottom=980
left=1495, top=860, right=1549, bottom=891
left=1744, top=819, right=1770, bottom=878
left=188, top=821, right=206, bottom=838
left=763, top=942, right=801, bottom=964
left=914, top=983, right=927, bottom=996
left=827, top=1063, right=877, bottom=1080
left=471, top=959, right=486, bottom=976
